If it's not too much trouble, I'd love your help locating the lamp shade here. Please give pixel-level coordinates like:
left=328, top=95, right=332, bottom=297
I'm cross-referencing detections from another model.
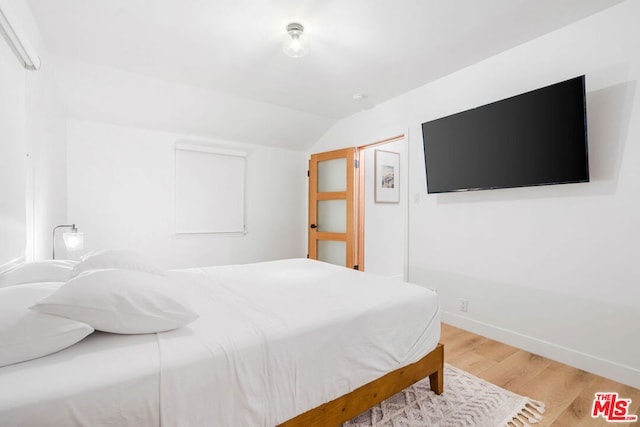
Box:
left=53, top=224, right=83, bottom=259
left=62, top=231, right=84, bottom=251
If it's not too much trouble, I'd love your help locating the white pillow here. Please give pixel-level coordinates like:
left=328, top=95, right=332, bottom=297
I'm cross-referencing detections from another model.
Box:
left=0, top=260, right=77, bottom=288
left=0, top=283, right=94, bottom=367
left=71, top=249, right=166, bottom=278
left=32, top=269, right=198, bottom=334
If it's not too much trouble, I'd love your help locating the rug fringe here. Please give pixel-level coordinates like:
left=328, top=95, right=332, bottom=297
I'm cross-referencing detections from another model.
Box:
left=505, top=398, right=546, bottom=427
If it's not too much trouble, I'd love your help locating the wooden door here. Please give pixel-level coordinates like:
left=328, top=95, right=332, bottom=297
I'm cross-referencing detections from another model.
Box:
left=308, top=147, right=357, bottom=269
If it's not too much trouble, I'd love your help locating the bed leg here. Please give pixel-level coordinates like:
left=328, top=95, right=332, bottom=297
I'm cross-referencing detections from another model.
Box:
left=429, top=343, right=444, bottom=394
left=429, top=369, right=444, bottom=395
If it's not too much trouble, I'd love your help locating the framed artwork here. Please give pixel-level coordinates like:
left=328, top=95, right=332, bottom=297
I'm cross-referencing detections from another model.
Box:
left=374, top=150, right=400, bottom=203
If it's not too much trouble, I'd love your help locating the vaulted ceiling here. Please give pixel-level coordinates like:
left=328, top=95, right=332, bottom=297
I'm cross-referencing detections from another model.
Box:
left=27, top=0, right=625, bottom=149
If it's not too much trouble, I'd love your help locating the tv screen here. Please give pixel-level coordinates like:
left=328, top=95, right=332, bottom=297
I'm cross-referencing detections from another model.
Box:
left=421, top=75, right=589, bottom=194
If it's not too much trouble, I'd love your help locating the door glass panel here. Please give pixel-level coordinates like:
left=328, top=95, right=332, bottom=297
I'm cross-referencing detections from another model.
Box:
left=318, top=158, right=346, bottom=192
left=317, top=200, right=346, bottom=233
left=317, top=240, right=346, bottom=267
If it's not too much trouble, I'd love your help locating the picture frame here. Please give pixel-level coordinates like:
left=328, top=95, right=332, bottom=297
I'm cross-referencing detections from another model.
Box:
left=374, top=150, right=400, bottom=203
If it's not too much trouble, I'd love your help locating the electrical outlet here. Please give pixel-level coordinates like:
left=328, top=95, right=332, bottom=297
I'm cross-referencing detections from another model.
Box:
left=459, top=299, right=468, bottom=313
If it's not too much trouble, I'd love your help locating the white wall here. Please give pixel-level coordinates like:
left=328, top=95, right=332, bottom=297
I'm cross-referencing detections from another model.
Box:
left=0, top=0, right=67, bottom=265
left=362, top=138, right=407, bottom=278
left=310, top=0, right=640, bottom=388
left=67, top=119, right=306, bottom=269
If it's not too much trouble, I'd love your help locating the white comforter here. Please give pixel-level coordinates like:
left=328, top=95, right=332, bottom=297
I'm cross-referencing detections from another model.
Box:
left=0, top=259, right=440, bottom=426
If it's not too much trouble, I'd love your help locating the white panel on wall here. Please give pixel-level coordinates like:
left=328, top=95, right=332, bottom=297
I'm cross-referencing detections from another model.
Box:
left=0, top=29, right=26, bottom=269
left=0, top=0, right=67, bottom=263
left=175, top=143, right=246, bottom=234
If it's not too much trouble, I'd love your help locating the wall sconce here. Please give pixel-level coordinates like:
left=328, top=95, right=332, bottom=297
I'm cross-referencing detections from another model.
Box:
left=52, top=224, right=84, bottom=259
left=283, top=22, right=308, bottom=58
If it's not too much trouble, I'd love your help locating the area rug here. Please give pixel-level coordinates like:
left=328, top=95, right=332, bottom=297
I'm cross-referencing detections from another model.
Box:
left=344, top=363, right=545, bottom=427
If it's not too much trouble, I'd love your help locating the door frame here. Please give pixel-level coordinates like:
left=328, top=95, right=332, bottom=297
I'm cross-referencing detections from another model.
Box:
left=307, top=133, right=408, bottom=273
left=355, top=134, right=406, bottom=273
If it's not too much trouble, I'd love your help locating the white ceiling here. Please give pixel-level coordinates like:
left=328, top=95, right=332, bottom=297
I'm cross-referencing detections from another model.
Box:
left=27, top=0, right=624, bottom=149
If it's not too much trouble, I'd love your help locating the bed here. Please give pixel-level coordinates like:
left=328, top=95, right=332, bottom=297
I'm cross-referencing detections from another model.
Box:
left=0, top=257, right=442, bottom=426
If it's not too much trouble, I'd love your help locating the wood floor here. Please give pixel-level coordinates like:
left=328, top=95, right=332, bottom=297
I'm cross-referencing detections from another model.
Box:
left=440, top=323, right=640, bottom=426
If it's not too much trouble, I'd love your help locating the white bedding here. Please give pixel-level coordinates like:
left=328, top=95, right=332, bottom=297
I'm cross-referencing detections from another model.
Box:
left=0, top=258, right=439, bottom=426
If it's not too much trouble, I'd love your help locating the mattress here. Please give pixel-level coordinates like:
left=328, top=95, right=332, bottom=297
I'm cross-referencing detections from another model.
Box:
left=0, top=258, right=440, bottom=426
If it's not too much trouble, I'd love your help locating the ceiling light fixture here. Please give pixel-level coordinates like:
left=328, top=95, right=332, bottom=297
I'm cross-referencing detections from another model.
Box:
left=283, top=22, right=308, bottom=58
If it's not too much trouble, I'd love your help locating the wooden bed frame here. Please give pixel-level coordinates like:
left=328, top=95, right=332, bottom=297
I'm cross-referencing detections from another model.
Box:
left=278, top=343, right=444, bottom=427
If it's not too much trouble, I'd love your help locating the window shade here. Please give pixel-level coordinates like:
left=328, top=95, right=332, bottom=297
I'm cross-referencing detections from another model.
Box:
left=174, top=143, right=246, bottom=234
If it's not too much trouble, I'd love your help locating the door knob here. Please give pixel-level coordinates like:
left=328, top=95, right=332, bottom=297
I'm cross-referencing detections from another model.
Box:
left=310, top=224, right=318, bottom=229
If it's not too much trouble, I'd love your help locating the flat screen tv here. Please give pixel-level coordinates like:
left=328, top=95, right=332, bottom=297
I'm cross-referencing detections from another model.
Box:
left=421, top=75, right=589, bottom=194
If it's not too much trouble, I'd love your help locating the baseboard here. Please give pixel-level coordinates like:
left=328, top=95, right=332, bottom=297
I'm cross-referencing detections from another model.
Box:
left=441, top=310, right=640, bottom=389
